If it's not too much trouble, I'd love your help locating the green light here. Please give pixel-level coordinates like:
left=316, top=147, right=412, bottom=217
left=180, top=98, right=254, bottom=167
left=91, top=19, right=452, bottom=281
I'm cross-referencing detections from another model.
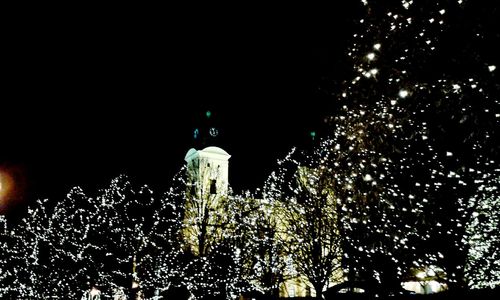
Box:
left=310, top=131, right=316, bottom=139
left=206, top=111, right=212, bottom=119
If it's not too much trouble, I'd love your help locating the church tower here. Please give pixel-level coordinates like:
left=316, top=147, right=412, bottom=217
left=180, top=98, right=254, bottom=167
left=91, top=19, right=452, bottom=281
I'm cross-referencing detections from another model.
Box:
left=184, top=146, right=231, bottom=200
left=182, top=110, right=231, bottom=256
left=191, top=110, right=221, bottom=148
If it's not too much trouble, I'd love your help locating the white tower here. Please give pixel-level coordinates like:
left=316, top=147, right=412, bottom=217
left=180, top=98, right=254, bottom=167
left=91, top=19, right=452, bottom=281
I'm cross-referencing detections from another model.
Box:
left=184, top=146, right=231, bottom=198
left=182, top=146, right=231, bottom=256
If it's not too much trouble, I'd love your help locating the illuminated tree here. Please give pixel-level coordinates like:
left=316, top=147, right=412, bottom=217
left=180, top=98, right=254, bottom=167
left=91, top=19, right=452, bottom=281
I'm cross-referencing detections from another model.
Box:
left=44, top=187, right=96, bottom=297
left=1, top=199, right=53, bottom=298
left=182, top=187, right=249, bottom=300
left=140, top=164, right=242, bottom=300
left=88, top=175, right=153, bottom=295
left=0, top=229, right=16, bottom=297
left=464, top=168, right=500, bottom=289
left=232, top=190, right=289, bottom=297
left=324, top=100, right=453, bottom=292
left=7, top=176, right=157, bottom=298
left=319, top=0, right=499, bottom=291
left=0, top=216, right=40, bottom=298
left=264, top=147, right=343, bottom=299
left=140, top=169, right=186, bottom=296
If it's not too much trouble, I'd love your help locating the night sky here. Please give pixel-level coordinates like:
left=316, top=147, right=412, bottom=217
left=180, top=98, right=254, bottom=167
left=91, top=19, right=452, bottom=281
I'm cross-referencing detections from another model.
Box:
left=1, top=4, right=362, bottom=218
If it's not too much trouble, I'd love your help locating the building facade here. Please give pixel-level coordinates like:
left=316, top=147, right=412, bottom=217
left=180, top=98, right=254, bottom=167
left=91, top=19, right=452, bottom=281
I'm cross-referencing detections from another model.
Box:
left=182, top=146, right=231, bottom=256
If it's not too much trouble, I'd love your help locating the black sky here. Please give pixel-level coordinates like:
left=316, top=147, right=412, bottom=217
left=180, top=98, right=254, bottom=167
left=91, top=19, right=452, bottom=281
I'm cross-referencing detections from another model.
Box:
left=1, top=4, right=362, bottom=217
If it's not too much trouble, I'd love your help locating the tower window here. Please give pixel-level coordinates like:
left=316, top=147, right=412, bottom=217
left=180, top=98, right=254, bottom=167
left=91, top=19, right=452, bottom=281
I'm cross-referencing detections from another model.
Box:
left=210, top=179, right=217, bottom=194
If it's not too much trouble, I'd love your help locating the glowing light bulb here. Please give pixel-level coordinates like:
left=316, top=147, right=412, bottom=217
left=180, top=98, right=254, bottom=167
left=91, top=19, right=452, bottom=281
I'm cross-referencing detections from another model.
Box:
left=399, top=89, right=409, bottom=98
left=90, top=287, right=100, bottom=296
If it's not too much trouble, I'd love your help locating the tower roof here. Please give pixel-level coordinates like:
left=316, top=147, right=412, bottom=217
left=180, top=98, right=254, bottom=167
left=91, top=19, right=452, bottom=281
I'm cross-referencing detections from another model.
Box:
left=192, top=110, right=221, bottom=148
left=200, top=146, right=230, bottom=157
left=185, top=146, right=231, bottom=162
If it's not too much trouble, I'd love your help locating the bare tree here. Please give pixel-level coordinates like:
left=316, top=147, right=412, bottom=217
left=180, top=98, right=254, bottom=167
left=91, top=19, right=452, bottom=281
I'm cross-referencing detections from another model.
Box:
left=265, top=148, right=343, bottom=298
left=183, top=155, right=230, bottom=257
left=241, top=194, right=290, bottom=297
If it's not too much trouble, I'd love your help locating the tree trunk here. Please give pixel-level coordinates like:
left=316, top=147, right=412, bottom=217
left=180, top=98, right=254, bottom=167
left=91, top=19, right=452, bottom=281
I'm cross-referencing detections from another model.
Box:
left=198, top=205, right=209, bottom=256
left=313, top=282, right=323, bottom=299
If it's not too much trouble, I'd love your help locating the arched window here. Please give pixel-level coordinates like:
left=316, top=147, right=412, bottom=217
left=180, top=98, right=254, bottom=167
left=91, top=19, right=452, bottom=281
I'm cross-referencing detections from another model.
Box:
left=210, top=179, right=217, bottom=194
